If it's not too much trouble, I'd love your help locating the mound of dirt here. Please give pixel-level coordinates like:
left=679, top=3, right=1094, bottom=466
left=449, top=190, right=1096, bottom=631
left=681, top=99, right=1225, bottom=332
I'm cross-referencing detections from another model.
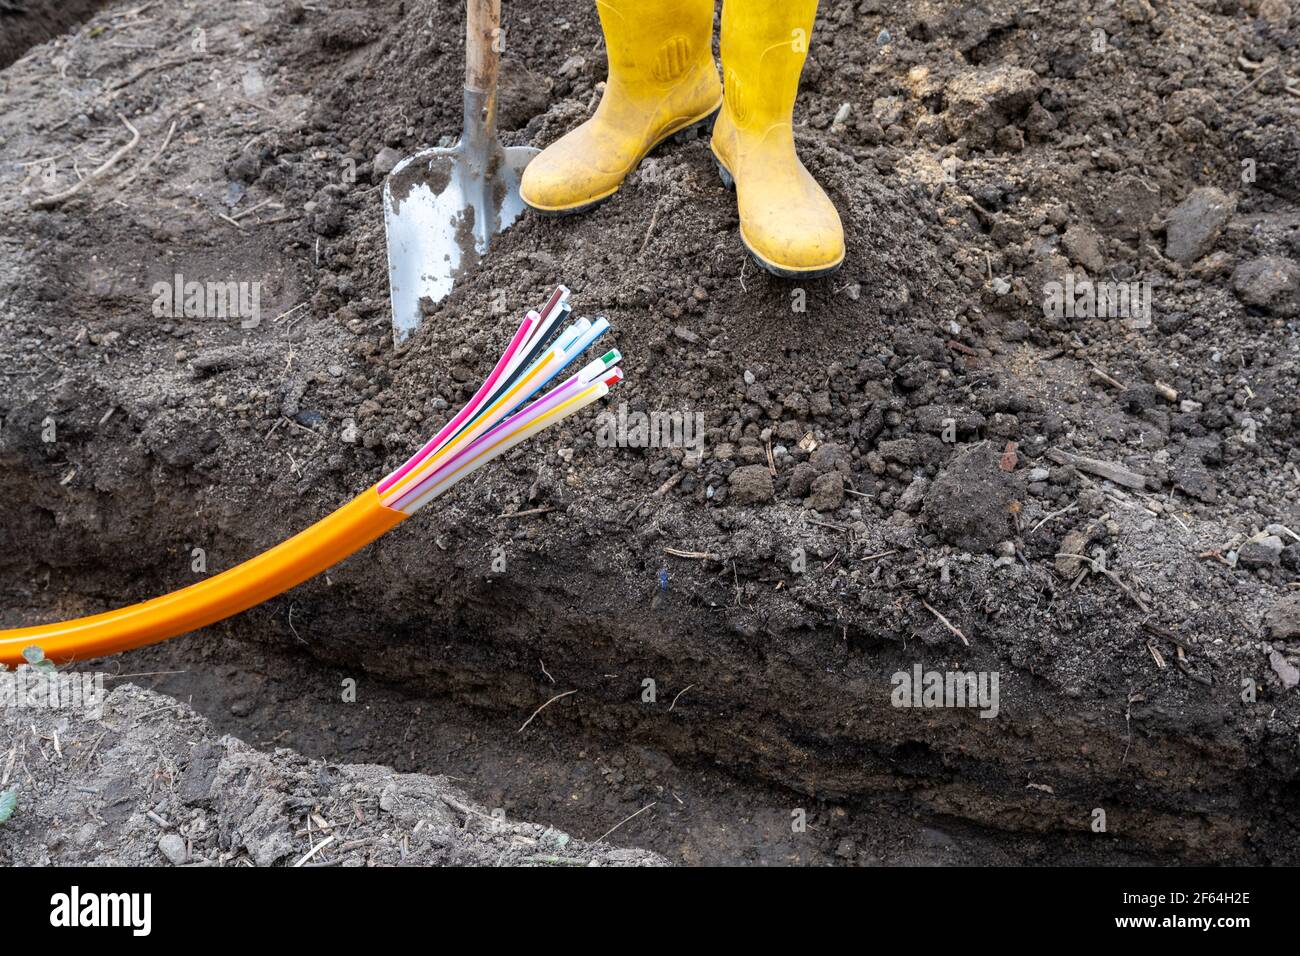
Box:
left=0, top=678, right=665, bottom=866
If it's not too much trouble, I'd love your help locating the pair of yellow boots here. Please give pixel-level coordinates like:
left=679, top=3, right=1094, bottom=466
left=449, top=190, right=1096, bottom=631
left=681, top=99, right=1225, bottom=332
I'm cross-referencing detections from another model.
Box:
left=521, top=0, right=843, bottom=278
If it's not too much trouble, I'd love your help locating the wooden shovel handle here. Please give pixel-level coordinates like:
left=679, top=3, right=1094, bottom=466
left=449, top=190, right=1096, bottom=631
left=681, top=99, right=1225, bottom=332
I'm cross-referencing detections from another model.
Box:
left=465, top=0, right=501, bottom=93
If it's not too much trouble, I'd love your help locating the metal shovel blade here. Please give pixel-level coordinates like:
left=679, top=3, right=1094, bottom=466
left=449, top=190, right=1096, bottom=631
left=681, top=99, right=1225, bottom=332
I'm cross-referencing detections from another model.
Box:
left=383, top=1, right=536, bottom=344
left=383, top=135, right=537, bottom=343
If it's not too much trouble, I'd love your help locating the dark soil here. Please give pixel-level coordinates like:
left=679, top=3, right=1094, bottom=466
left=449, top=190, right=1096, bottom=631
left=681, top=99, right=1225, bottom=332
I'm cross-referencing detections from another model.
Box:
left=0, top=0, right=108, bottom=69
left=1, top=0, right=1299, bottom=865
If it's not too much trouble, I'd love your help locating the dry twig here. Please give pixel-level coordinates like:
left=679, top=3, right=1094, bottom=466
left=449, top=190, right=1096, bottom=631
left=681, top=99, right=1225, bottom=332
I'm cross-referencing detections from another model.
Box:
left=518, top=690, right=577, bottom=733
left=32, top=116, right=140, bottom=209
left=919, top=598, right=969, bottom=646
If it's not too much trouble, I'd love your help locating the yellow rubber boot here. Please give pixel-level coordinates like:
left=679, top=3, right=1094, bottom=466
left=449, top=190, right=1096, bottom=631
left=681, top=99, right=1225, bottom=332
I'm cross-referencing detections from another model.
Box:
left=521, top=0, right=722, bottom=215
left=712, top=0, right=844, bottom=276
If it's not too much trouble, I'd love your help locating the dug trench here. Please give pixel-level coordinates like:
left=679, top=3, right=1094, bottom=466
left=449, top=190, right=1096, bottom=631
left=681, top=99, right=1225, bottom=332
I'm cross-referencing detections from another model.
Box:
left=2, top=431, right=1297, bottom=864
left=2, top=0, right=1299, bottom=864
left=4, top=363, right=1298, bottom=864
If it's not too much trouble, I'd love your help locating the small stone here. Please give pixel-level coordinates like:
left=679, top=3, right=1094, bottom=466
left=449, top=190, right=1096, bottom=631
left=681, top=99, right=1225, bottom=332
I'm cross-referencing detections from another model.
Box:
left=373, top=147, right=402, bottom=177
left=806, top=472, right=845, bottom=512
left=788, top=462, right=819, bottom=498
left=1238, top=534, right=1283, bottom=569
left=877, top=438, right=921, bottom=466
left=1062, top=223, right=1105, bottom=272
left=1232, top=257, right=1299, bottom=316
left=729, top=464, right=774, bottom=505
left=191, top=346, right=252, bottom=375
left=557, top=54, right=586, bottom=78
left=159, top=834, right=188, bottom=865
left=1269, top=651, right=1299, bottom=691
left=896, top=476, right=930, bottom=513
left=1265, top=594, right=1300, bottom=642
left=1164, top=187, right=1235, bottom=264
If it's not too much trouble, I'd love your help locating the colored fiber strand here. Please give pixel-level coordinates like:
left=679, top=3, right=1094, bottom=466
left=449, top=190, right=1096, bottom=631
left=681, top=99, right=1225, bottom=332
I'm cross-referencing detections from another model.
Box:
left=377, top=310, right=538, bottom=496
left=402, top=381, right=614, bottom=514
left=383, top=341, right=619, bottom=513
left=377, top=290, right=619, bottom=515
left=389, top=354, right=621, bottom=514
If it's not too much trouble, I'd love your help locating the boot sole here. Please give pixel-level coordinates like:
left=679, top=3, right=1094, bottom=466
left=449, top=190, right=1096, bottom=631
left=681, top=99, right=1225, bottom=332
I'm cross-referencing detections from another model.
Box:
left=712, top=151, right=845, bottom=279
left=523, top=103, right=722, bottom=218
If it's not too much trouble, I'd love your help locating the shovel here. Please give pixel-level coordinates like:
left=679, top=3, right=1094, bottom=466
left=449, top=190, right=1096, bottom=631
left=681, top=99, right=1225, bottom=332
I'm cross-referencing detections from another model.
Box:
left=383, top=0, right=537, bottom=344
